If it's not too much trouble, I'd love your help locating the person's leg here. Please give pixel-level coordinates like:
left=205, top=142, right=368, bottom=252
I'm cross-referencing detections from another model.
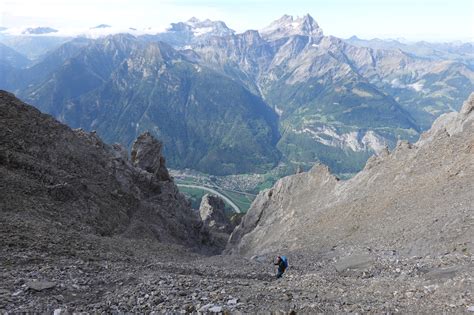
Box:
left=276, top=267, right=283, bottom=278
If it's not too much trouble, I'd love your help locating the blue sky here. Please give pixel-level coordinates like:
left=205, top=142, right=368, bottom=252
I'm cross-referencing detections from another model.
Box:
left=1, top=0, right=473, bottom=41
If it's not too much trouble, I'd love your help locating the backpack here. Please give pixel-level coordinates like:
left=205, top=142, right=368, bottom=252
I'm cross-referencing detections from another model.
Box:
left=280, top=256, right=288, bottom=268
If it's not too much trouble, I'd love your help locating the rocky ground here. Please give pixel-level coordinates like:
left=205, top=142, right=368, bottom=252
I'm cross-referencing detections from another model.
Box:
left=1, top=218, right=472, bottom=314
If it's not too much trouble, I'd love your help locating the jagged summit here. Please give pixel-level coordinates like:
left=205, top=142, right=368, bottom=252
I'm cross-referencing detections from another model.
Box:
left=152, top=17, right=236, bottom=47
left=167, top=17, right=235, bottom=38
left=260, top=14, right=323, bottom=40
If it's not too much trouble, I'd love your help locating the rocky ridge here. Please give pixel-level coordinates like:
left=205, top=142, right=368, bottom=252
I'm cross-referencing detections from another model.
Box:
left=229, top=93, right=474, bottom=257
left=0, top=90, right=207, bottom=246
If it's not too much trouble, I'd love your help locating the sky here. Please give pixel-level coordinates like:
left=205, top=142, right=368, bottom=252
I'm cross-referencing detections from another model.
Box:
left=1, top=0, right=473, bottom=41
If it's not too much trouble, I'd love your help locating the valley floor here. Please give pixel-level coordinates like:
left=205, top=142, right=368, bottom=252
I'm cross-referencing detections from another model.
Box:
left=1, top=218, right=472, bottom=313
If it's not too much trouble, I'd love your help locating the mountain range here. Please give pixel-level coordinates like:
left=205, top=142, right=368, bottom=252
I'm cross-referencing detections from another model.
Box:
left=1, top=14, right=473, bottom=176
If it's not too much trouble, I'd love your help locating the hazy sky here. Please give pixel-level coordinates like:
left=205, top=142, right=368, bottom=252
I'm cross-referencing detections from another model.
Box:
left=1, top=0, right=473, bottom=41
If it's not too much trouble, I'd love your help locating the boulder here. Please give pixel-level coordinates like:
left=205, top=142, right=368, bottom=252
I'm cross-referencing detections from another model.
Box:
left=131, top=132, right=170, bottom=181
left=199, top=194, right=232, bottom=233
left=26, top=281, right=56, bottom=291
left=334, top=254, right=374, bottom=273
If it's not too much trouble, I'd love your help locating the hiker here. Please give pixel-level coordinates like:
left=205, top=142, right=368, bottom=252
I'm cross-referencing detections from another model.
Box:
left=274, top=255, right=288, bottom=279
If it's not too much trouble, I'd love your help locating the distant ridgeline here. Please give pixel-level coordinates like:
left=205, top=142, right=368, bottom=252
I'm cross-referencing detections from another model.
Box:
left=1, top=15, right=472, bottom=176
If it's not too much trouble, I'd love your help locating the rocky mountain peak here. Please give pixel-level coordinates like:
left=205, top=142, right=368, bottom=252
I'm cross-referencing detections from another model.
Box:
left=260, top=13, right=323, bottom=40
left=95, top=33, right=139, bottom=54
left=168, top=17, right=235, bottom=38
left=240, top=29, right=263, bottom=43
left=130, top=132, right=171, bottom=181
left=187, top=17, right=200, bottom=24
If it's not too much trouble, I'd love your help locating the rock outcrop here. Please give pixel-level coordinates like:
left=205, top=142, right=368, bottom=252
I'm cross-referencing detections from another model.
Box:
left=198, top=194, right=233, bottom=250
left=131, top=132, right=171, bottom=181
left=199, top=194, right=232, bottom=233
left=228, top=93, right=474, bottom=257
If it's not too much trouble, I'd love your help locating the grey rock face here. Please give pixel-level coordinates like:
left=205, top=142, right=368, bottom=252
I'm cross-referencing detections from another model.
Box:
left=228, top=164, right=339, bottom=254
left=131, top=132, right=171, bottom=181
left=199, top=194, right=231, bottom=233
left=229, top=93, right=474, bottom=257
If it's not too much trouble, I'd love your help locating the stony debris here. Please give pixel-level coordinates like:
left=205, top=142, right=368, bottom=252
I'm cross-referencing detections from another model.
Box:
left=1, top=233, right=472, bottom=313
